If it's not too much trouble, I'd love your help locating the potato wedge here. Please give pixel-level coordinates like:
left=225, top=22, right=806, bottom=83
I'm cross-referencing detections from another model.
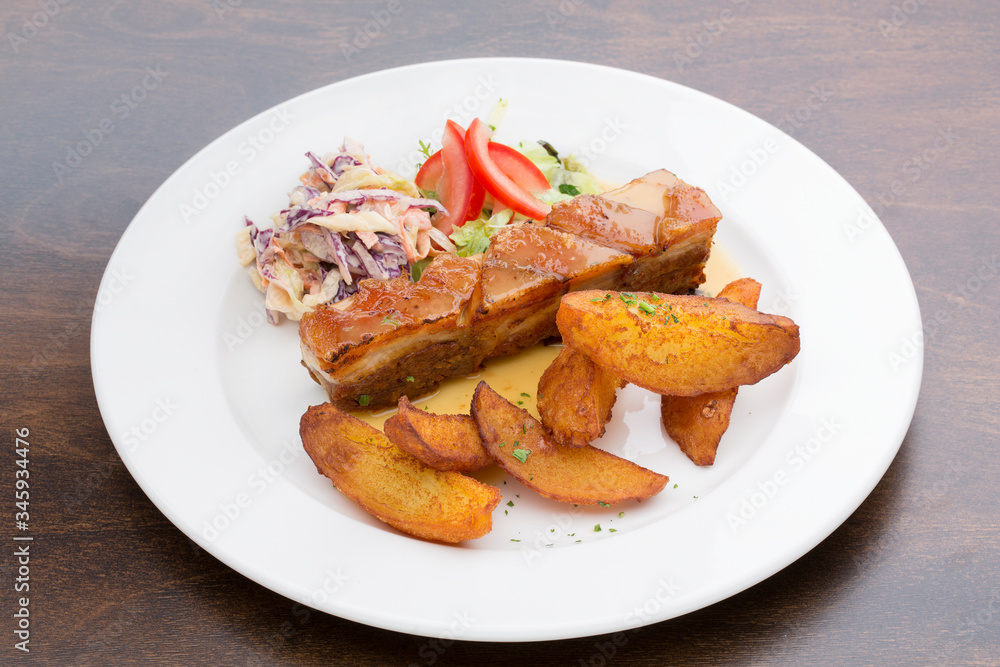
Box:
left=713, top=276, right=762, bottom=310
left=300, top=403, right=501, bottom=543
left=384, top=396, right=492, bottom=471
left=537, top=346, right=625, bottom=447
left=661, top=389, right=737, bottom=466
left=471, top=382, right=668, bottom=505
left=557, top=290, right=799, bottom=396
left=661, top=278, right=762, bottom=466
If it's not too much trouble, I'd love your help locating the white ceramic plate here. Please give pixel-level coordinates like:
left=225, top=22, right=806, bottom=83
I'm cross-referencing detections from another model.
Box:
left=91, top=58, right=922, bottom=642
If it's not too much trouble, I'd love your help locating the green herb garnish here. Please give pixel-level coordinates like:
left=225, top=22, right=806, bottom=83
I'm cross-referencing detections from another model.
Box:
left=410, top=257, right=433, bottom=282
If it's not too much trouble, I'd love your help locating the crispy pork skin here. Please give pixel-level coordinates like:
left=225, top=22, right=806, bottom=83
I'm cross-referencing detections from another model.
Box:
left=299, top=170, right=722, bottom=409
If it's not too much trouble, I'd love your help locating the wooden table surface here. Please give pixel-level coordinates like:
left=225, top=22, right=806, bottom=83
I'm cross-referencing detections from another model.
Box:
left=2, top=0, right=998, bottom=664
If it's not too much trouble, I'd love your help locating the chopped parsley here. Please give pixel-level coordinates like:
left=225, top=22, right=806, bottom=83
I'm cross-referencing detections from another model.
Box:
left=358, top=395, right=371, bottom=407
left=598, top=501, right=611, bottom=508
left=506, top=500, right=514, bottom=507
left=405, top=376, right=415, bottom=383
left=593, top=524, right=602, bottom=532
left=618, top=512, right=625, bottom=518
left=558, top=183, right=581, bottom=196
left=381, top=314, right=401, bottom=327
left=512, top=448, right=531, bottom=463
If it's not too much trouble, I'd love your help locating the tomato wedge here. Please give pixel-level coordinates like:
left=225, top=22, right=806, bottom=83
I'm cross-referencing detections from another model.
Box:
left=418, top=143, right=547, bottom=196
left=487, top=143, right=551, bottom=193
left=434, top=121, right=476, bottom=235
left=464, top=118, right=551, bottom=221
left=414, top=150, right=443, bottom=190
left=465, top=176, right=486, bottom=222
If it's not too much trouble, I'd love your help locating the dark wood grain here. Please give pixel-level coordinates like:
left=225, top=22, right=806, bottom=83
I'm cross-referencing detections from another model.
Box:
left=2, top=0, right=998, bottom=664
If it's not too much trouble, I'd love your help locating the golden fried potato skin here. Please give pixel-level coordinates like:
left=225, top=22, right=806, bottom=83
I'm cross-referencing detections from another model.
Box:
left=471, top=382, right=668, bottom=505
left=713, top=277, right=762, bottom=310
left=537, top=346, right=625, bottom=448
left=557, top=290, right=799, bottom=396
left=383, top=396, right=492, bottom=472
left=660, top=278, right=763, bottom=466
left=661, top=388, right=738, bottom=466
left=300, top=403, right=501, bottom=543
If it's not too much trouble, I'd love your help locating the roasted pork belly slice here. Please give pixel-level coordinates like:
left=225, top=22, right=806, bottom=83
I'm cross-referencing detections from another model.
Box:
left=547, top=169, right=721, bottom=292
left=473, top=224, right=633, bottom=357
left=544, top=195, right=662, bottom=256
left=299, top=170, right=721, bottom=410
left=477, top=223, right=632, bottom=313
left=299, top=253, right=483, bottom=407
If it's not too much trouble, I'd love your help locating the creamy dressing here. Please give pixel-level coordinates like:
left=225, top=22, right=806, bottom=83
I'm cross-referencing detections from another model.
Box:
left=701, top=242, right=743, bottom=297
left=356, top=243, right=742, bottom=426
